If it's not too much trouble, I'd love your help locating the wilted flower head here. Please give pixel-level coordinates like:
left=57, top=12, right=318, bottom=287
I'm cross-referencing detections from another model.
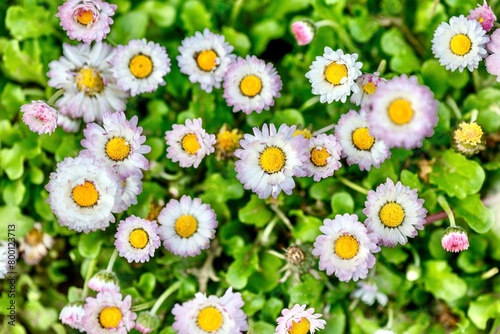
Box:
left=468, top=0, right=497, bottom=32
left=215, top=124, right=242, bottom=159
left=291, top=20, right=316, bottom=46
left=18, top=223, right=54, bottom=265
left=453, top=121, right=486, bottom=156
left=441, top=226, right=469, bottom=253
left=21, top=100, right=58, bottom=135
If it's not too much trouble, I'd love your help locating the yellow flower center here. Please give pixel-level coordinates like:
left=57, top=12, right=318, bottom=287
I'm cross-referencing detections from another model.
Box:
left=450, top=34, right=472, bottom=56
left=379, top=202, right=405, bottom=228
left=99, top=306, right=122, bottom=329
left=325, top=62, right=348, bottom=85
left=216, top=129, right=241, bottom=152
left=105, top=137, right=131, bottom=161
left=352, top=127, right=375, bottom=151
left=259, top=146, right=286, bottom=174
left=289, top=317, right=311, bottom=334
left=293, top=129, right=313, bottom=139
left=129, top=54, right=154, bottom=79
left=76, top=67, right=104, bottom=95
left=175, top=215, right=198, bottom=238
left=454, top=122, right=483, bottom=145
left=76, top=9, right=94, bottom=25
left=197, top=306, right=223, bottom=332
left=26, top=228, right=43, bottom=246
left=310, top=146, right=330, bottom=167
left=72, top=181, right=99, bottom=207
left=240, top=75, right=262, bottom=97
left=388, top=98, right=414, bottom=125
left=181, top=133, right=201, bottom=154
left=334, top=235, right=359, bottom=260
left=478, top=16, right=485, bottom=23
left=196, top=50, right=218, bottom=72
left=363, top=82, right=376, bottom=94
left=129, top=228, right=149, bottom=249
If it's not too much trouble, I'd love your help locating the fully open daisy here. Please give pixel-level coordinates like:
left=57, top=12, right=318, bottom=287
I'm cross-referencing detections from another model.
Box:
left=60, top=302, right=85, bottom=332
left=111, top=39, right=171, bottom=96
left=48, top=43, right=127, bottom=123
left=223, top=55, right=282, bottom=114
left=46, top=155, right=122, bottom=233
left=177, top=28, right=234, bottom=93
left=305, top=47, right=362, bottom=103
left=115, top=216, right=161, bottom=263
left=312, top=213, right=380, bottom=282
left=468, top=0, right=497, bottom=33
left=18, top=223, right=54, bottom=265
left=350, top=72, right=386, bottom=107
left=172, top=287, right=248, bottom=334
left=366, top=75, right=438, bottom=149
left=83, top=291, right=136, bottom=333
left=363, top=178, right=427, bottom=247
left=56, top=0, right=117, bottom=43
left=157, top=195, right=217, bottom=257
left=336, top=110, right=391, bottom=171
left=81, top=111, right=151, bottom=178
left=304, top=133, right=342, bottom=181
left=275, top=304, right=326, bottom=334
left=21, top=100, right=58, bottom=135
left=432, top=15, right=489, bottom=72
left=165, top=118, right=216, bottom=168
left=234, top=123, right=307, bottom=199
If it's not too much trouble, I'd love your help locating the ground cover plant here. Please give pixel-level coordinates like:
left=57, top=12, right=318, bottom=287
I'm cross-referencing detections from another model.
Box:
left=0, top=0, right=500, bottom=333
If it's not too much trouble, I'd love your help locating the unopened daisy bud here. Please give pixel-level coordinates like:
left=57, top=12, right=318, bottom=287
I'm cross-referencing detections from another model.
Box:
left=453, top=121, right=486, bottom=156
left=59, top=301, right=85, bottom=332
left=468, top=0, right=497, bottom=32
left=215, top=124, right=243, bottom=159
left=441, top=226, right=469, bottom=253
left=88, top=270, right=120, bottom=293
left=135, top=312, right=160, bottom=334
left=406, top=263, right=422, bottom=281
left=291, top=20, right=316, bottom=46
left=293, top=128, right=313, bottom=139
left=21, top=100, right=58, bottom=135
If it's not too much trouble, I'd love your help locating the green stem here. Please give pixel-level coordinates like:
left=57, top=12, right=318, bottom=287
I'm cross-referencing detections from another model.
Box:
left=437, top=195, right=455, bottom=227
left=376, top=59, right=387, bottom=75
left=260, top=217, right=278, bottom=245
left=337, top=176, right=369, bottom=195
left=106, top=37, right=118, bottom=46
left=149, top=281, right=182, bottom=316
left=47, top=89, right=65, bottom=106
left=131, top=300, right=156, bottom=312
left=267, top=249, right=286, bottom=260
left=470, top=109, right=478, bottom=123
left=270, top=204, right=294, bottom=232
left=386, top=306, right=394, bottom=329
left=22, top=88, right=45, bottom=98
left=299, top=96, right=320, bottom=112
left=81, top=257, right=98, bottom=299
left=472, top=70, right=481, bottom=92
left=446, top=95, right=462, bottom=120
left=106, top=249, right=119, bottom=272
left=315, top=20, right=360, bottom=53
left=230, top=0, right=244, bottom=26
left=313, top=123, right=336, bottom=136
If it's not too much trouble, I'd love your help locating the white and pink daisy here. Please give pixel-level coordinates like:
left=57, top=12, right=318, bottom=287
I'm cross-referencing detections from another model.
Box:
left=468, top=0, right=497, bottom=32
left=486, top=29, right=500, bottom=81
left=275, top=304, right=326, bottom=334
left=441, top=226, right=469, bottom=252
left=304, top=133, right=342, bottom=181
left=59, top=302, right=85, bottom=332
left=115, top=173, right=143, bottom=212
left=291, top=20, right=316, bottom=46
left=83, top=291, right=136, bottom=333
left=21, top=100, right=58, bottom=135
left=114, top=216, right=161, bottom=263
left=350, top=72, right=386, bottom=107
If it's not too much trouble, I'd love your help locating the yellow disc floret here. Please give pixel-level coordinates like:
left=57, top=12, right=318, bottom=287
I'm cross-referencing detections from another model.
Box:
left=454, top=122, right=483, bottom=145
left=99, top=306, right=122, bottom=329
left=325, top=62, right=348, bottom=85
left=352, top=127, right=375, bottom=151
left=175, top=215, right=198, bottom=238
left=76, top=67, right=104, bottom=95
left=196, top=50, right=218, bottom=72
left=450, top=34, right=472, bottom=56
left=105, top=137, right=131, bottom=161
left=289, top=318, right=311, bottom=334
left=293, top=129, right=313, bottom=139
left=240, top=75, right=262, bottom=97
left=363, top=82, right=376, bottom=95
left=129, top=54, right=154, bottom=79
left=26, top=228, right=43, bottom=247
left=72, top=181, right=99, bottom=207
left=181, top=133, right=201, bottom=154
left=216, top=128, right=241, bottom=152
left=259, top=146, right=286, bottom=174
left=197, top=306, right=223, bottom=332
left=310, top=147, right=330, bottom=167
left=388, top=98, right=414, bottom=125
left=76, top=9, right=94, bottom=25
left=334, top=235, right=359, bottom=260
left=129, top=228, right=149, bottom=249
left=379, top=202, right=405, bottom=228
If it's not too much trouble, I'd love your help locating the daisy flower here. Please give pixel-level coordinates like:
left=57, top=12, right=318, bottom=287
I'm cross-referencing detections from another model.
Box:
left=305, top=47, right=362, bottom=103
left=47, top=42, right=127, bottom=123
left=18, top=223, right=54, bottom=265
left=56, top=0, right=117, bottom=43
left=135, top=312, right=160, bottom=334
left=452, top=121, right=486, bottom=156
left=88, top=270, right=120, bottom=293
left=304, top=133, right=342, bottom=181
left=172, top=287, right=248, bottom=334
left=468, top=0, right=497, bottom=33
left=21, top=100, right=58, bottom=135
left=59, top=302, right=85, bottom=332
left=83, top=291, right=136, bottom=333
left=441, top=226, right=469, bottom=252
left=351, top=281, right=388, bottom=306
left=157, top=195, right=218, bottom=257
left=223, top=55, right=282, bottom=114
left=57, top=114, right=81, bottom=133
left=335, top=110, right=391, bottom=171
left=234, top=123, right=308, bottom=199
left=366, top=75, right=438, bottom=149
left=363, top=178, right=427, bottom=247
left=486, top=29, right=500, bottom=81
left=177, top=28, right=234, bottom=93
left=115, top=216, right=161, bottom=263
left=312, top=214, right=380, bottom=282
left=432, top=15, right=489, bottom=72
left=81, top=111, right=151, bottom=178
left=275, top=304, right=326, bottom=334
left=165, top=118, right=216, bottom=168
left=350, top=72, right=386, bottom=107
left=214, top=124, right=243, bottom=159
left=291, top=20, right=316, bottom=46
left=45, top=155, right=122, bottom=233
left=0, top=243, right=7, bottom=279
left=111, top=39, right=171, bottom=96
left=115, top=173, right=143, bottom=212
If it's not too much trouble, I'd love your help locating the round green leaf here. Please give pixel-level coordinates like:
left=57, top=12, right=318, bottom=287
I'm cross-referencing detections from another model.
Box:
left=330, top=191, right=354, bottom=214
left=78, top=232, right=103, bottom=259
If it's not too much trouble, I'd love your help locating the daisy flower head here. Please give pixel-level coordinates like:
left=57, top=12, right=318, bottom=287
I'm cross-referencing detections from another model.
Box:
left=83, top=291, right=136, bottom=334
left=111, top=39, right=171, bottom=96
left=291, top=20, right=316, bottom=46
left=441, top=226, right=470, bottom=252
left=56, top=0, right=117, bottom=43
left=486, top=29, right=500, bottom=81
left=350, top=72, right=387, bottom=107
left=88, top=270, right=120, bottom=293
left=432, top=15, right=489, bottom=72
left=165, top=118, right=216, bottom=168
left=45, top=155, right=122, bottom=233
left=304, top=133, right=342, bottom=181
left=157, top=195, right=218, bottom=257
left=21, top=100, right=58, bottom=135
left=47, top=42, right=127, bottom=123
left=115, top=173, right=143, bottom=212
left=234, top=123, right=308, bottom=199
left=305, top=47, right=363, bottom=103
left=336, top=110, right=391, bottom=171
left=351, top=281, right=388, bottom=306
left=453, top=121, right=486, bottom=156
left=18, top=223, right=54, bottom=265
left=366, top=75, right=438, bottom=149
left=177, top=28, right=234, bottom=93
left=363, top=178, right=427, bottom=247
left=223, top=55, right=282, bottom=114
left=468, top=0, right=497, bottom=32
left=215, top=124, right=243, bottom=159
left=115, top=216, right=161, bottom=263
left=172, top=287, right=248, bottom=334
left=312, top=213, right=380, bottom=282
left=275, top=304, right=326, bottom=334
left=81, top=111, right=151, bottom=178
left=60, top=302, right=85, bottom=332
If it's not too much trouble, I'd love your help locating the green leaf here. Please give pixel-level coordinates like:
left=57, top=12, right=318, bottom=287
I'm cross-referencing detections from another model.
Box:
left=390, top=49, right=421, bottom=74
left=348, top=11, right=380, bottom=43
left=247, top=251, right=282, bottom=292
left=251, top=19, right=286, bottom=55
left=457, top=235, right=487, bottom=273
left=421, top=60, right=449, bottom=99
left=137, top=272, right=156, bottom=296
left=1, top=39, right=46, bottom=85
left=67, top=286, right=83, bottom=303
left=226, top=247, right=259, bottom=289
left=238, top=195, right=273, bottom=227
left=261, top=297, right=284, bottom=323
left=290, top=209, right=323, bottom=243
left=289, top=275, right=324, bottom=309
left=242, top=292, right=266, bottom=317
left=423, top=260, right=467, bottom=303
left=467, top=294, right=500, bottom=330
left=270, top=109, right=305, bottom=127
left=137, top=1, right=176, bottom=28
left=108, top=11, right=149, bottom=45
left=330, top=191, right=354, bottom=214
left=180, top=0, right=212, bottom=34
left=380, top=246, right=409, bottom=265
left=5, top=6, right=53, bottom=40
left=400, top=170, right=422, bottom=191
left=380, top=27, right=409, bottom=56
left=0, top=144, right=24, bottom=180
left=0, top=206, right=34, bottom=238
left=78, top=232, right=103, bottom=259
left=450, top=194, right=494, bottom=234
left=23, top=301, right=58, bottom=330
left=429, top=150, right=485, bottom=199
left=2, top=179, right=26, bottom=206
left=0, top=82, right=26, bottom=120
left=222, top=27, right=251, bottom=55
left=309, top=178, right=338, bottom=200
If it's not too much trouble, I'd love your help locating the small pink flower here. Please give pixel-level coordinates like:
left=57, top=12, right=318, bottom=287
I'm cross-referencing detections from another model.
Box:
left=441, top=227, right=469, bottom=253
left=21, top=100, right=58, bottom=135
left=468, top=0, right=497, bottom=33
left=486, top=29, right=500, bottom=81
left=291, top=20, right=316, bottom=46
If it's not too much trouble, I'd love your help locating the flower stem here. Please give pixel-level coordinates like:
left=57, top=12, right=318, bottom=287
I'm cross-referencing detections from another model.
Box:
left=47, top=89, right=65, bottom=106
left=470, top=109, right=478, bottom=123
left=299, top=96, right=320, bottom=112
left=437, top=195, right=455, bottom=227
left=260, top=217, right=278, bottom=245
left=267, top=249, right=286, bottom=260
left=149, top=281, right=182, bottom=316
left=315, top=20, right=360, bottom=53
left=230, top=0, right=244, bottom=26
left=81, top=257, right=98, bottom=299
left=376, top=59, right=387, bottom=75
left=386, top=306, right=394, bottom=329
left=337, top=176, right=369, bottom=195
left=106, top=249, right=119, bottom=272
left=270, top=204, right=294, bottom=232
left=313, top=123, right=336, bottom=136
left=446, top=95, right=462, bottom=120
